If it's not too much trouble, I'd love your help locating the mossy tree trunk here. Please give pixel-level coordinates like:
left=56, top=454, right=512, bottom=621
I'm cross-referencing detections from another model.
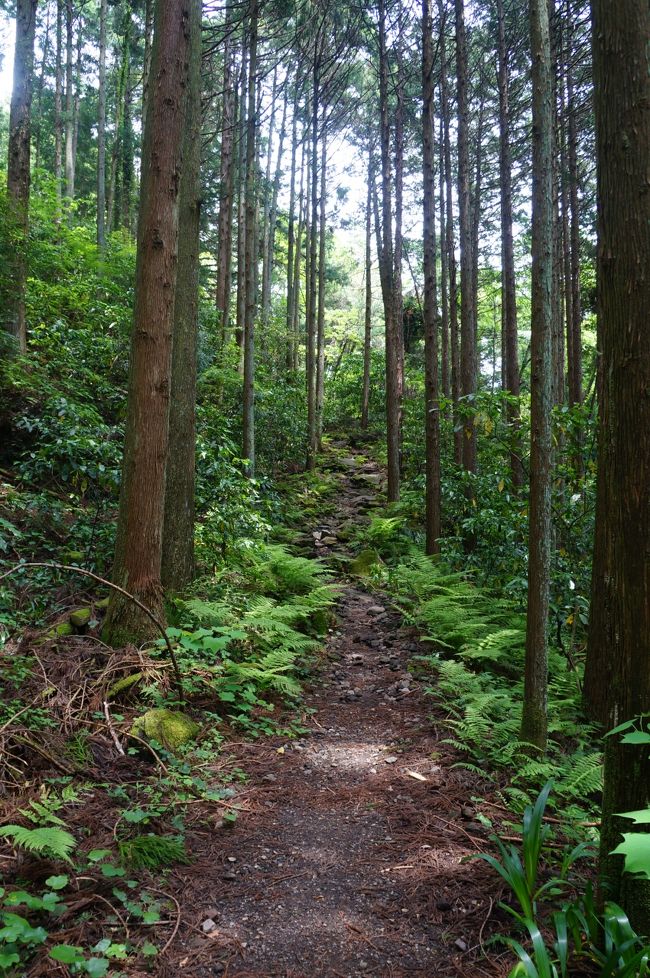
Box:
left=102, top=0, right=191, bottom=647
left=586, top=0, right=650, bottom=931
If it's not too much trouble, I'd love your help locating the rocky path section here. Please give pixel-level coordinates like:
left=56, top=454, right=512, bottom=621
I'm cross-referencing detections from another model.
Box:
left=168, top=446, right=504, bottom=978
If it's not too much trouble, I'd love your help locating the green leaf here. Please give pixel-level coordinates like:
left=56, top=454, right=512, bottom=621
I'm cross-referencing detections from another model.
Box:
left=611, top=833, right=650, bottom=879
left=618, top=809, right=650, bottom=825
left=101, top=864, right=126, bottom=878
left=620, top=731, right=650, bottom=745
left=141, top=940, right=158, bottom=957
left=0, top=951, right=20, bottom=969
left=606, top=719, right=641, bottom=737
left=84, top=957, right=110, bottom=977
left=87, top=848, right=112, bottom=863
left=122, top=809, right=149, bottom=823
left=50, top=944, right=83, bottom=963
left=45, top=875, right=69, bottom=891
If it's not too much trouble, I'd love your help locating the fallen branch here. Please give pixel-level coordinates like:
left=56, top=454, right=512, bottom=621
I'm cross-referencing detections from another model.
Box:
left=0, top=562, right=183, bottom=699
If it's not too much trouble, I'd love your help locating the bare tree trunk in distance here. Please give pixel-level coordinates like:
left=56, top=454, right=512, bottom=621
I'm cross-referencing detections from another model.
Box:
left=496, top=0, right=522, bottom=487
left=422, top=0, right=441, bottom=554
left=585, top=0, right=650, bottom=932
left=361, top=146, right=373, bottom=430
left=215, top=0, right=236, bottom=346
left=455, top=0, right=477, bottom=475
left=161, top=0, right=201, bottom=592
left=102, top=0, right=191, bottom=646
left=521, top=0, right=554, bottom=751
left=97, top=0, right=107, bottom=248
left=242, top=0, right=259, bottom=476
left=5, top=0, right=37, bottom=353
left=64, top=0, right=75, bottom=204
left=439, top=0, right=462, bottom=465
left=55, top=0, right=63, bottom=218
left=315, top=126, right=327, bottom=449
left=378, top=0, right=400, bottom=502
left=286, top=83, right=300, bottom=370
left=306, top=57, right=320, bottom=470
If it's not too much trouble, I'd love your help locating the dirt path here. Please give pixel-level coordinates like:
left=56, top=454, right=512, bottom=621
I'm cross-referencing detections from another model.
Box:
left=169, top=445, right=503, bottom=978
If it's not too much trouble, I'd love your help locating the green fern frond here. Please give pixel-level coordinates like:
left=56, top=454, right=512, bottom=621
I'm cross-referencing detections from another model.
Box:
left=0, top=825, right=75, bottom=862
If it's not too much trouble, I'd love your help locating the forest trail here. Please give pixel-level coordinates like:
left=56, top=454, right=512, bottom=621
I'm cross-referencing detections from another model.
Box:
left=169, top=443, right=499, bottom=978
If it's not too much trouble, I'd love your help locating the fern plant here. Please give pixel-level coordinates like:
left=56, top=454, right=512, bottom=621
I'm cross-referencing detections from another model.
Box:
left=118, top=834, right=188, bottom=870
left=0, top=825, right=75, bottom=862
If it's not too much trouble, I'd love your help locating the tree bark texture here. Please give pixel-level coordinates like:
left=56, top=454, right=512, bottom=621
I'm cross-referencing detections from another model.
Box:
left=161, top=0, right=201, bottom=592
left=496, top=0, right=522, bottom=487
left=102, top=0, right=191, bottom=646
left=422, top=0, right=441, bottom=555
left=242, top=0, right=259, bottom=476
left=378, top=0, right=400, bottom=502
left=97, top=0, right=107, bottom=248
left=5, top=0, right=37, bottom=353
left=454, top=0, right=477, bottom=475
left=586, top=0, right=650, bottom=931
left=361, top=147, right=374, bottom=430
left=521, top=0, right=554, bottom=751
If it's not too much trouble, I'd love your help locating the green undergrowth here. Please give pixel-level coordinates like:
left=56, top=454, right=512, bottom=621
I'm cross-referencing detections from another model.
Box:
left=385, top=553, right=602, bottom=825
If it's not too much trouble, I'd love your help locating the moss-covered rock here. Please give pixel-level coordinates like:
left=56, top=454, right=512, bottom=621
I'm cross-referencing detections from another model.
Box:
left=349, top=549, right=382, bottom=577
left=46, top=621, right=74, bottom=639
left=70, top=607, right=92, bottom=631
left=131, top=709, right=200, bottom=752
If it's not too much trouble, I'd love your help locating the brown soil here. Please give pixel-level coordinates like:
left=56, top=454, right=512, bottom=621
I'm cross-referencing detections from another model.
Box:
left=164, top=446, right=511, bottom=978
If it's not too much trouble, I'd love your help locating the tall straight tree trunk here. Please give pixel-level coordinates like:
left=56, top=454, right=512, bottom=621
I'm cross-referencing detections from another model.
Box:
left=215, top=0, right=236, bottom=346
left=162, top=0, right=201, bottom=592
left=242, top=0, right=259, bottom=476
left=521, top=0, right=554, bottom=751
left=106, top=20, right=130, bottom=236
left=315, top=126, right=327, bottom=449
left=72, top=21, right=82, bottom=175
left=33, top=4, right=52, bottom=173
left=102, top=0, right=191, bottom=646
left=55, top=0, right=63, bottom=217
left=265, top=86, right=287, bottom=326
left=566, top=29, right=582, bottom=406
left=260, top=67, right=278, bottom=328
left=378, top=0, right=400, bottom=502
left=263, top=70, right=287, bottom=326
left=455, top=0, right=477, bottom=475
left=292, top=132, right=306, bottom=371
left=470, top=81, right=485, bottom=345
left=286, top=84, right=300, bottom=369
left=64, top=0, right=75, bottom=204
left=393, top=24, right=405, bottom=426
left=439, top=113, right=450, bottom=400
left=235, top=44, right=248, bottom=366
left=422, top=0, right=441, bottom=555
left=439, top=0, right=462, bottom=464
left=496, top=0, right=522, bottom=486
left=141, top=0, right=154, bottom=135
left=5, top=0, right=37, bottom=353
left=361, top=146, right=374, bottom=430
left=586, top=0, right=650, bottom=932
left=306, top=60, right=320, bottom=470
left=97, top=0, right=107, bottom=248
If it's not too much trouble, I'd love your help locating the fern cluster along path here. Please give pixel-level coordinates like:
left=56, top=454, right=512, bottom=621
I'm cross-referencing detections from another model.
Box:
left=170, top=442, right=503, bottom=978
